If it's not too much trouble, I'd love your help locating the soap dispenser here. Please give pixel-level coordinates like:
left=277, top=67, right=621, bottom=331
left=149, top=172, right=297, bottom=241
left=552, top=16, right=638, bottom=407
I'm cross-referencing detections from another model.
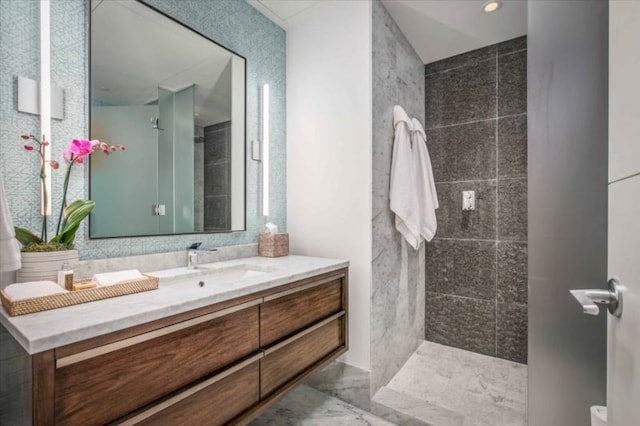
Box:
left=58, top=262, right=74, bottom=290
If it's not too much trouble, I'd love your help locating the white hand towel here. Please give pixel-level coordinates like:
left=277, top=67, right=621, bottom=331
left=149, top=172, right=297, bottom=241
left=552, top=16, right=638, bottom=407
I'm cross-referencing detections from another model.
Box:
left=411, top=118, right=439, bottom=242
left=0, top=174, right=21, bottom=272
left=93, top=270, right=145, bottom=286
left=390, top=106, right=421, bottom=250
left=3, top=281, right=67, bottom=301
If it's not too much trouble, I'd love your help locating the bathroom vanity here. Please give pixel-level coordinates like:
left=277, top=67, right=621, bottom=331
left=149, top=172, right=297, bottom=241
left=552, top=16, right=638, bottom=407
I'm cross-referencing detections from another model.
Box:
left=0, top=256, right=348, bottom=425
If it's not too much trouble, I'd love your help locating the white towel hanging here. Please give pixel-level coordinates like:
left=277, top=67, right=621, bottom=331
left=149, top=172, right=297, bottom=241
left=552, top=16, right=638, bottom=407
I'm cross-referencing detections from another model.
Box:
left=411, top=118, right=439, bottom=242
left=390, top=106, right=421, bottom=249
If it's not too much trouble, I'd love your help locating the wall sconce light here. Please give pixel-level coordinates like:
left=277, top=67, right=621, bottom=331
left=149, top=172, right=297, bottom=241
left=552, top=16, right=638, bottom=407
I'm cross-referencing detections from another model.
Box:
left=40, top=0, right=52, bottom=216
left=262, top=83, right=269, bottom=217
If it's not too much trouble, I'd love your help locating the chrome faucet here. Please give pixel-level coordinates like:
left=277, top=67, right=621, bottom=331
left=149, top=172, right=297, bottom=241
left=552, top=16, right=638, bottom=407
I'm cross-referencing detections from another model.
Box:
left=187, top=243, right=217, bottom=269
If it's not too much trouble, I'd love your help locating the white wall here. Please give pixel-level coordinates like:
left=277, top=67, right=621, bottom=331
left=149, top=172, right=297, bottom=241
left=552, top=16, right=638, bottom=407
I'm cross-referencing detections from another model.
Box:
left=608, top=2, right=640, bottom=424
left=286, top=0, right=372, bottom=370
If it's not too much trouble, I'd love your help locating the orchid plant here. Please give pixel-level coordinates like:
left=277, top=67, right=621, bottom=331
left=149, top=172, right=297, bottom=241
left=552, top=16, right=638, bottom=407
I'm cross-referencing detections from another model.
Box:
left=15, top=135, right=125, bottom=252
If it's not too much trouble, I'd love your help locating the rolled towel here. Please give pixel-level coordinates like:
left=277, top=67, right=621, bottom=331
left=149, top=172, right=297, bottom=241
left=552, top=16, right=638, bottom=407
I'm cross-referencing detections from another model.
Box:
left=93, top=270, right=145, bottom=286
left=3, top=281, right=68, bottom=301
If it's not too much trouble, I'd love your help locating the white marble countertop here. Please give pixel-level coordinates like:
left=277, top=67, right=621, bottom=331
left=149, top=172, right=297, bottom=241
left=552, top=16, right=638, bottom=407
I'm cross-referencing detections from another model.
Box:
left=0, top=255, right=348, bottom=354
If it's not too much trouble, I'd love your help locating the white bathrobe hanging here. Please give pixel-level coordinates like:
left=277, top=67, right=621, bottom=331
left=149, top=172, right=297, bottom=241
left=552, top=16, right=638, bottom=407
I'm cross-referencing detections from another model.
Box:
left=0, top=174, right=21, bottom=272
left=411, top=118, right=439, bottom=242
left=390, top=106, right=421, bottom=250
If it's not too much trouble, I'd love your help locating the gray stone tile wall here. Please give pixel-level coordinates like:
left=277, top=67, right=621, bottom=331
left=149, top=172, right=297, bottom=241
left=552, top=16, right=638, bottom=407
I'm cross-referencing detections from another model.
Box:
left=424, top=37, right=528, bottom=363
left=371, top=0, right=426, bottom=395
left=204, top=121, right=232, bottom=231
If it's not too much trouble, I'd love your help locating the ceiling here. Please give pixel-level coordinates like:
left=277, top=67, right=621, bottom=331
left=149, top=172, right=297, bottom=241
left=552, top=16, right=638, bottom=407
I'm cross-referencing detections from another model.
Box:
left=246, top=0, right=321, bottom=27
left=380, top=0, right=526, bottom=64
left=247, top=0, right=526, bottom=65
left=91, top=0, right=235, bottom=126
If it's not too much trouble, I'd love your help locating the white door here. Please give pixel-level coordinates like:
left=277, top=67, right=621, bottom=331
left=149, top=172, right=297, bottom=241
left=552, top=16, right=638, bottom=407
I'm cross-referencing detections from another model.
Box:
left=608, top=1, right=640, bottom=424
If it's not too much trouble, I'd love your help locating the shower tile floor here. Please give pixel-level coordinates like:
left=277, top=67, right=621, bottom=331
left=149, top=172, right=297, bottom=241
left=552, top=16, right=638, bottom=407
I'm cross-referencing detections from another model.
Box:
left=250, top=385, right=394, bottom=425
left=374, top=341, right=527, bottom=426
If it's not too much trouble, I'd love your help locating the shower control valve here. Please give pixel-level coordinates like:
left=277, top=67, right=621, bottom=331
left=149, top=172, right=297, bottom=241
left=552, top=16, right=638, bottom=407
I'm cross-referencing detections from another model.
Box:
left=462, top=191, right=476, bottom=211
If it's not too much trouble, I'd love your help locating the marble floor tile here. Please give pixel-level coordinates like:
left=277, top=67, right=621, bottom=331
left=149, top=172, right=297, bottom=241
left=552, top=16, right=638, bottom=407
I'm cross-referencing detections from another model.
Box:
left=373, top=387, right=465, bottom=426
left=380, top=341, right=527, bottom=426
left=305, top=361, right=372, bottom=411
left=369, top=400, right=430, bottom=426
left=500, top=405, right=527, bottom=426
left=250, top=385, right=395, bottom=426
left=503, top=389, right=527, bottom=413
left=306, top=361, right=431, bottom=426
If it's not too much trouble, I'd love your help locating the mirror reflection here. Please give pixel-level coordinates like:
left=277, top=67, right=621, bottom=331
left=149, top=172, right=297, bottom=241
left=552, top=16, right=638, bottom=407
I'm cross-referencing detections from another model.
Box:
left=89, top=0, right=246, bottom=238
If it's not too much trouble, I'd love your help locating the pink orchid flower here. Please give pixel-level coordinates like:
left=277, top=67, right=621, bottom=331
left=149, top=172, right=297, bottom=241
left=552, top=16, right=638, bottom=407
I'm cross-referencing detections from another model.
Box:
left=63, top=139, right=100, bottom=164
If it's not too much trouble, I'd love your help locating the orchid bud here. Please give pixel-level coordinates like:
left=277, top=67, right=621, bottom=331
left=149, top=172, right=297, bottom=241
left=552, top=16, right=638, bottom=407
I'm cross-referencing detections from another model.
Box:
left=42, top=141, right=50, bottom=146
left=102, top=149, right=110, bottom=155
left=21, top=135, right=30, bottom=140
left=24, top=144, right=34, bottom=151
left=110, top=146, right=117, bottom=152
left=120, top=145, right=126, bottom=151
left=50, top=160, right=60, bottom=170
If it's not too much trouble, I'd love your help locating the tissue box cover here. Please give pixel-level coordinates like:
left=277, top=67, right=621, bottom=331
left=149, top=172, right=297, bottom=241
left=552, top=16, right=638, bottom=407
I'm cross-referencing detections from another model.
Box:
left=259, top=233, right=289, bottom=257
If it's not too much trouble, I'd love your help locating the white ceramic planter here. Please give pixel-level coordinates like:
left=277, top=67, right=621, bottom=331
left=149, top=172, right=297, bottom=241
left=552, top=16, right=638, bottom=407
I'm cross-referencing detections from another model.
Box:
left=16, top=250, right=79, bottom=283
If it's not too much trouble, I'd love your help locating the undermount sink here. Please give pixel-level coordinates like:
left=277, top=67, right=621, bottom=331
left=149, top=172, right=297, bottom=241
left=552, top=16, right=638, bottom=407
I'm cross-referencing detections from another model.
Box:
left=154, top=263, right=278, bottom=284
left=198, top=262, right=277, bottom=273
left=196, top=266, right=268, bottom=283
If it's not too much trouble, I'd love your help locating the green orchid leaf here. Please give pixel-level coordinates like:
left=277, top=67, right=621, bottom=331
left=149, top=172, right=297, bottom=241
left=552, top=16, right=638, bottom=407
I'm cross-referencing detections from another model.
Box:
left=51, top=199, right=95, bottom=246
left=59, top=199, right=86, bottom=231
left=14, top=226, right=43, bottom=246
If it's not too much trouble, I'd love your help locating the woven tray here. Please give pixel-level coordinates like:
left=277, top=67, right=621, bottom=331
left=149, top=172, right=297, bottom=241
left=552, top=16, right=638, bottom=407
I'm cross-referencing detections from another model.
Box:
left=0, top=275, right=159, bottom=317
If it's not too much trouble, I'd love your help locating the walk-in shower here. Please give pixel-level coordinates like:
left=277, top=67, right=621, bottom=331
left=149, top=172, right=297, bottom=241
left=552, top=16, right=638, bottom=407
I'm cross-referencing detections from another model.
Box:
left=372, top=33, right=529, bottom=426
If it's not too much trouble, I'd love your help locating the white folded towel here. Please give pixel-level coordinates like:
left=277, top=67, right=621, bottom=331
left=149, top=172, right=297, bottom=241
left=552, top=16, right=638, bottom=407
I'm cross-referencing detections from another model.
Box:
left=411, top=118, right=439, bottom=242
left=3, top=281, right=67, bottom=301
left=93, top=270, right=145, bottom=286
left=390, top=106, right=421, bottom=250
left=0, top=174, right=22, bottom=272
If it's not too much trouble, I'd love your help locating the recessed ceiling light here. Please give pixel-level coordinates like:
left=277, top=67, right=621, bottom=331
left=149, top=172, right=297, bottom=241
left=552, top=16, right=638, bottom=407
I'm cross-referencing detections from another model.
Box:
left=482, top=1, right=502, bottom=13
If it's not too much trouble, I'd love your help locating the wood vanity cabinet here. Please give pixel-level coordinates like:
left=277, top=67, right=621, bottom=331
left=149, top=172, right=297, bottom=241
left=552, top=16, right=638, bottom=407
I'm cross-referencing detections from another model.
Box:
left=20, top=267, right=348, bottom=426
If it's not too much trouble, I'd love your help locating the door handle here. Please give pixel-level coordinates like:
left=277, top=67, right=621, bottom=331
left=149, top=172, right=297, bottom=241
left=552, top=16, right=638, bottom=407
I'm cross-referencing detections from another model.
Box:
left=570, top=278, right=623, bottom=317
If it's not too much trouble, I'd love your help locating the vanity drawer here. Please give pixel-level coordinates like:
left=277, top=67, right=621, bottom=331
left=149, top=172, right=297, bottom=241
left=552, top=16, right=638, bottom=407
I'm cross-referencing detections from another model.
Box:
left=54, top=302, right=260, bottom=426
left=122, top=356, right=261, bottom=426
left=260, top=274, right=344, bottom=346
left=261, top=313, right=345, bottom=397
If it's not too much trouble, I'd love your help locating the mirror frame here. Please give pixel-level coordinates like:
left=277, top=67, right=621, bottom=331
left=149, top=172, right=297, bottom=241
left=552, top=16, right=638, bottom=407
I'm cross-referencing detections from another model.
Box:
left=88, top=0, right=248, bottom=240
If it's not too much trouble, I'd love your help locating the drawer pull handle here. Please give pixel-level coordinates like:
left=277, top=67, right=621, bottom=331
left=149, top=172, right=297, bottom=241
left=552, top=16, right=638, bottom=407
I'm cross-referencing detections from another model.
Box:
left=263, top=273, right=345, bottom=302
left=263, top=311, right=345, bottom=355
left=116, top=353, right=264, bottom=426
left=56, top=298, right=262, bottom=368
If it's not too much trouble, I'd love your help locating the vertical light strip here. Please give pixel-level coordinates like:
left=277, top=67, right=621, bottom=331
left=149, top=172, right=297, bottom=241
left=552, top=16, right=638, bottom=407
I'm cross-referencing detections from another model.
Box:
left=262, top=84, right=269, bottom=217
left=40, top=0, right=52, bottom=215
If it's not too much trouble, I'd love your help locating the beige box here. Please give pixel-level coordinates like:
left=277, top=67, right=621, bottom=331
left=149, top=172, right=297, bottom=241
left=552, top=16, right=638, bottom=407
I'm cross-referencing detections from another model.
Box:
left=258, top=233, right=289, bottom=257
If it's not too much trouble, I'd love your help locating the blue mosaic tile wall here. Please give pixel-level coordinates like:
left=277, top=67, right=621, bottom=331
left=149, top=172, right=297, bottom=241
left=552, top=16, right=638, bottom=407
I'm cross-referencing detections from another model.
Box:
left=0, top=0, right=286, bottom=260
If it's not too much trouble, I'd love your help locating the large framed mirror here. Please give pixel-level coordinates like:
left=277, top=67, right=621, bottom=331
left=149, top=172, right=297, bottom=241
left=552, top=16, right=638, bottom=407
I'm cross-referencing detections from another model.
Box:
left=89, top=0, right=246, bottom=239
